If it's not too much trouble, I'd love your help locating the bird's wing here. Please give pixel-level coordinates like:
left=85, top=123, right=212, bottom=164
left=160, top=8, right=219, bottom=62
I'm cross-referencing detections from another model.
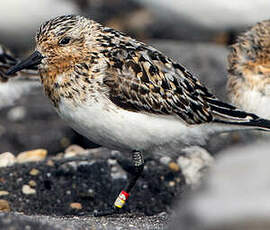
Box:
left=103, top=43, right=258, bottom=125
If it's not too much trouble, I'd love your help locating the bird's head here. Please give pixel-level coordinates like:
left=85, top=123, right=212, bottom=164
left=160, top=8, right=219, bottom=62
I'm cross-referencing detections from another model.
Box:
left=6, top=15, right=96, bottom=76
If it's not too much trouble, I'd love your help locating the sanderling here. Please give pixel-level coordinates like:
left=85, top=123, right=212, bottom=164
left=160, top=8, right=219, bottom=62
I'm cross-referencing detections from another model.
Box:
left=227, top=20, right=270, bottom=119
left=6, top=15, right=270, bottom=216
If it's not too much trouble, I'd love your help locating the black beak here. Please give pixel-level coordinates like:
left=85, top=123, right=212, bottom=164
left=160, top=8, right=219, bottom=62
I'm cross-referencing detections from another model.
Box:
left=6, top=51, right=43, bottom=75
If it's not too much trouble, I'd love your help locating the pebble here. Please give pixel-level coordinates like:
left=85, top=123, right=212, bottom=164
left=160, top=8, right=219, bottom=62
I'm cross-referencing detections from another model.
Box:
left=0, top=199, right=10, bottom=212
left=168, top=181, right=176, bottom=187
left=88, top=189, right=95, bottom=198
left=29, top=168, right=40, bottom=176
left=0, top=152, right=16, bottom=168
left=0, top=191, right=9, bottom=196
left=28, top=180, right=37, bottom=187
left=107, top=158, right=117, bottom=165
left=17, top=149, right=47, bottom=163
left=160, top=157, right=180, bottom=172
left=70, top=202, right=82, bottom=210
left=177, top=146, right=214, bottom=187
left=64, top=152, right=77, bottom=158
left=168, top=162, right=180, bottom=172
left=111, top=166, right=118, bottom=173
left=7, top=106, right=26, bottom=122
left=64, top=145, right=86, bottom=158
left=22, top=185, right=36, bottom=195
left=160, top=156, right=171, bottom=165
left=46, top=159, right=54, bottom=167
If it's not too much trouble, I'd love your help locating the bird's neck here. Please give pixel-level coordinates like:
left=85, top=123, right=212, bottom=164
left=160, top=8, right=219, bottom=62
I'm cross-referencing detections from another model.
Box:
left=40, top=69, right=63, bottom=107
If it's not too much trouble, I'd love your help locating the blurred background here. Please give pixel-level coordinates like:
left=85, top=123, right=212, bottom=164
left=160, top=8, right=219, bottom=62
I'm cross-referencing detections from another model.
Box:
left=1, top=0, right=270, bottom=155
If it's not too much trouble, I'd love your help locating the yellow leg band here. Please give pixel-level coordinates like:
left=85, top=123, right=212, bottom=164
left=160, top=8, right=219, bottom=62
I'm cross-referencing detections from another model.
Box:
left=114, top=190, right=130, bottom=209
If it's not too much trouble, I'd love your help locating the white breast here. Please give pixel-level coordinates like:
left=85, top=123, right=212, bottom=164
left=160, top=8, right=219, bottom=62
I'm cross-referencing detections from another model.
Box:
left=234, top=89, right=270, bottom=119
left=57, top=95, right=225, bottom=156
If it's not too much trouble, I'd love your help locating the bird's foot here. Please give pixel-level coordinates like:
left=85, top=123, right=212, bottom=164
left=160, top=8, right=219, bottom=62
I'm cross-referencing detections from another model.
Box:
left=94, top=190, right=130, bottom=217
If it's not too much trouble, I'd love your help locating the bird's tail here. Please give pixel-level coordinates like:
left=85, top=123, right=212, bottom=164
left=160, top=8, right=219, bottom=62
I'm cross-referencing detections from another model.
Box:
left=207, top=97, right=270, bottom=131
left=215, top=117, right=270, bottom=131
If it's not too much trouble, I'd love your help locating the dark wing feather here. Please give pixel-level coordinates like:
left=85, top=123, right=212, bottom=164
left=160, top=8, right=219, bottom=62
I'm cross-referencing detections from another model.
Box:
left=0, top=45, right=18, bottom=81
left=103, top=42, right=258, bottom=125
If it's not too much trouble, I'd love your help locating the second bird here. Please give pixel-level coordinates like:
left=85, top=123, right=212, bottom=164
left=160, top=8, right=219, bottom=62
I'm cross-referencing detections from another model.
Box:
left=228, top=20, right=270, bottom=119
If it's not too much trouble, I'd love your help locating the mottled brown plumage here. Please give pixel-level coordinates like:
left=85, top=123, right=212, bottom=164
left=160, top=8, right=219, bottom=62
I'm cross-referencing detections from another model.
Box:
left=228, top=20, right=270, bottom=118
left=31, top=15, right=261, bottom=125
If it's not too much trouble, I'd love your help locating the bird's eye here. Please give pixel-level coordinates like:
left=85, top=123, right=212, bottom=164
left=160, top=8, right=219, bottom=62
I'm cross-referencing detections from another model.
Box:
left=59, top=37, right=71, bottom=46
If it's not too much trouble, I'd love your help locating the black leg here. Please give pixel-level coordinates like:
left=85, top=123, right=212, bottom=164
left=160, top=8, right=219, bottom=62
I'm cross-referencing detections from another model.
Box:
left=94, top=151, right=144, bottom=217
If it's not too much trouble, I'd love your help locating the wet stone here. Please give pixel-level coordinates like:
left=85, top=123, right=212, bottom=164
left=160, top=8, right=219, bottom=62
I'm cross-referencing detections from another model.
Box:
left=64, top=144, right=85, bottom=156
left=29, top=168, right=39, bottom=176
left=168, top=162, right=180, bottom=172
left=177, top=146, right=214, bottom=187
left=28, top=180, right=36, bottom=187
left=22, top=185, right=36, bottom=195
left=0, top=191, right=9, bottom=196
left=0, top=200, right=10, bottom=212
left=70, top=202, right=82, bottom=210
left=7, top=106, right=26, bottom=122
left=0, top=152, right=16, bottom=168
left=17, top=149, right=47, bottom=164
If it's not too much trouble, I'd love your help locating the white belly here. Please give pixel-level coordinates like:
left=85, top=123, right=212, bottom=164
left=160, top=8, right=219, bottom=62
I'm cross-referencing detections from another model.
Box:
left=57, top=97, right=218, bottom=155
left=234, top=89, right=270, bottom=120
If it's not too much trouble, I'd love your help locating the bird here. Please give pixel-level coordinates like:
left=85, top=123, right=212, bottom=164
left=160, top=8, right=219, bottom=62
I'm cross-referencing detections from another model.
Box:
left=0, top=44, right=38, bottom=82
left=227, top=20, right=270, bottom=119
left=6, top=15, right=270, bottom=216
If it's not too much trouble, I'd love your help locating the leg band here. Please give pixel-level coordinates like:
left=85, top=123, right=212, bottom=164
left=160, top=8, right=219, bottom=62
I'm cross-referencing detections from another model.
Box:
left=114, top=190, right=130, bottom=208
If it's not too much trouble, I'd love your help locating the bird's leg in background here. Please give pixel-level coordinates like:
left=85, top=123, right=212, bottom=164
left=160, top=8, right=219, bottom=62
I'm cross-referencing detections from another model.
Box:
left=94, top=151, right=144, bottom=216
